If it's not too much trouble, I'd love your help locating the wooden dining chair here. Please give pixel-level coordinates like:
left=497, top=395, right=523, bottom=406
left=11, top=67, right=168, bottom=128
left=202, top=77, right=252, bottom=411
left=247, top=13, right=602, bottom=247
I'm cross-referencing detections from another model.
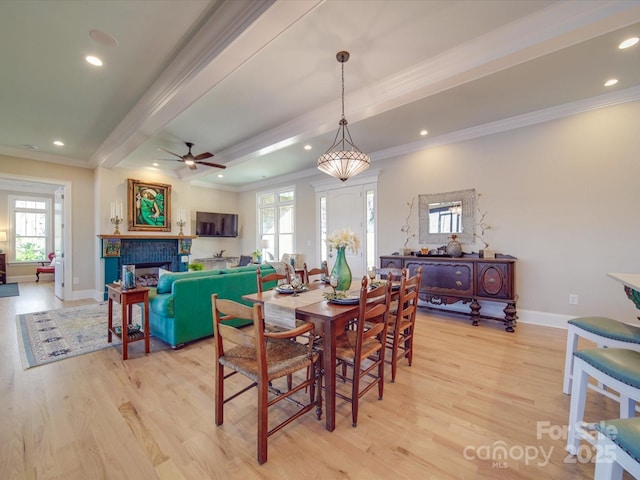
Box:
left=302, top=261, right=328, bottom=284
left=211, top=294, right=322, bottom=464
left=386, top=266, right=423, bottom=382
left=334, top=277, right=392, bottom=427
left=256, top=264, right=291, bottom=292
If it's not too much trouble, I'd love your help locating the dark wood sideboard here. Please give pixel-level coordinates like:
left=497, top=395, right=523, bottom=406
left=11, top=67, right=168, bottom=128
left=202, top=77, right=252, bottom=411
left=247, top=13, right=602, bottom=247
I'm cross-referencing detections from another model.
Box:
left=380, top=254, right=517, bottom=332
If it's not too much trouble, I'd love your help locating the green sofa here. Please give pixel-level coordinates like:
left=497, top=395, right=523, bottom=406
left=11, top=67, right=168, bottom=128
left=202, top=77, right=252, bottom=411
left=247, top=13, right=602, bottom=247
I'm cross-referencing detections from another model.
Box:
left=147, top=264, right=277, bottom=348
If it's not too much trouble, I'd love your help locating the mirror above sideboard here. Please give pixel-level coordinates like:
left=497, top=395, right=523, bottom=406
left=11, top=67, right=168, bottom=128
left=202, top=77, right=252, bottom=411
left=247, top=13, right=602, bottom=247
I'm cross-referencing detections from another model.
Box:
left=418, top=188, right=476, bottom=244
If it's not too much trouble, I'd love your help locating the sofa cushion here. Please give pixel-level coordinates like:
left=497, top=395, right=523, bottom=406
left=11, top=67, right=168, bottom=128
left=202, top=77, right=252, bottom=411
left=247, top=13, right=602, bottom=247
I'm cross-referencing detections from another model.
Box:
left=150, top=292, right=174, bottom=317
left=220, top=265, right=259, bottom=274
left=156, top=269, right=221, bottom=294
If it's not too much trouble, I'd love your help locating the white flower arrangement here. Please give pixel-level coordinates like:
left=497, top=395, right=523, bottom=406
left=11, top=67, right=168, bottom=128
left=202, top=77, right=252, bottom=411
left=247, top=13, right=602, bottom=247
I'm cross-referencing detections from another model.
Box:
left=327, top=228, right=360, bottom=253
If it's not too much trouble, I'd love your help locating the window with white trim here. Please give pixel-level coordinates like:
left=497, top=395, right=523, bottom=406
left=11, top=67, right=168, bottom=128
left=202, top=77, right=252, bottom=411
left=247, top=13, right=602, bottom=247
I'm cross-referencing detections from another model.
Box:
left=257, top=187, right=295, bottom=262
left=9, top=195, right=52, bottom=262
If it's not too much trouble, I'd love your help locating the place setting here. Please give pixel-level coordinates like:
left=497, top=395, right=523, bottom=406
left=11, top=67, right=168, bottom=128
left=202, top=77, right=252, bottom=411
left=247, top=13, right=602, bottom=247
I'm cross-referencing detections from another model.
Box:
left=275, top=274, right=307, bottom=296
left=322, top=274, right=360, bottom=305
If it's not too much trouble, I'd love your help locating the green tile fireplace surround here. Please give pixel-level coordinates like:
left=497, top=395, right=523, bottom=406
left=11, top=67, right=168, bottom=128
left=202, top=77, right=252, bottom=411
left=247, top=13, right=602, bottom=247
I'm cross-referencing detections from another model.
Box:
left=98, top=235, right=195, bottom=300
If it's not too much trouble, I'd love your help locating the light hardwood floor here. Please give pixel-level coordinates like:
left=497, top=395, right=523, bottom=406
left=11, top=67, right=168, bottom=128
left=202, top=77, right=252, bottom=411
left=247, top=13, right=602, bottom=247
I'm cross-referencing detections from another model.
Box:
left=0, top=282, right=630, bottom=479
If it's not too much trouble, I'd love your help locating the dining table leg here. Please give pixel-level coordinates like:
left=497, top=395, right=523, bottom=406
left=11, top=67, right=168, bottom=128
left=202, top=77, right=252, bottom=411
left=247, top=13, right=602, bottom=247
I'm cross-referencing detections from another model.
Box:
left=323, top=316, right=336, bottom=432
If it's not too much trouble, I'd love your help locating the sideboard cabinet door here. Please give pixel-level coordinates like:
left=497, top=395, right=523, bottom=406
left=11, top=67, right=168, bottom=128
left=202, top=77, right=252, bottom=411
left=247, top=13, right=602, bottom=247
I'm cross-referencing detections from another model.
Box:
left=476, top=262, right=514, bottom=300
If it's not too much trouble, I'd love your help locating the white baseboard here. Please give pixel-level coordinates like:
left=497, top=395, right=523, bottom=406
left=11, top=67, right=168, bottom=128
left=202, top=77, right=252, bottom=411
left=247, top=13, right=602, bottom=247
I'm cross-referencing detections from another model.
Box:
left=418, top=298, right=573, bottom=330
left=516, top=309, right=573, bottom=329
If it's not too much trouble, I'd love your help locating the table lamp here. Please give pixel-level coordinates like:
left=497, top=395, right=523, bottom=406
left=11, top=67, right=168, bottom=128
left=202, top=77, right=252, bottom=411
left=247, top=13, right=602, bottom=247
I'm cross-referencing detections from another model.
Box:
left=0, top=231, right=6, bottom=253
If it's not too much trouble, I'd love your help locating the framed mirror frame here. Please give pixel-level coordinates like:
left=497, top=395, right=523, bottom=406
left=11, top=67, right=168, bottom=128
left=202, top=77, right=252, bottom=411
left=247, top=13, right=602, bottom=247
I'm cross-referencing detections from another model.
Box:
left=418, top=188, right=476, bottom=244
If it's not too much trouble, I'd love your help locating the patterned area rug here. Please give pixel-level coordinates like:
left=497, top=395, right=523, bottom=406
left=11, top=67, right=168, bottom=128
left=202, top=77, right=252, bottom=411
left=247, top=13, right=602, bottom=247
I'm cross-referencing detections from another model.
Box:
left=0, top=283, right=20, bottom=298
left=16, top=302, right=166, bottom=369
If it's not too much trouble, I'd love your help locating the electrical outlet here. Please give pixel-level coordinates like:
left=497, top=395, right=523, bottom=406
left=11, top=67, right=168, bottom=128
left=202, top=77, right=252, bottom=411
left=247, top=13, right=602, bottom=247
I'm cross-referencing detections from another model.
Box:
left=73, top=277, right=79, bottom=285
left=569, top=294, right=578, bottom=305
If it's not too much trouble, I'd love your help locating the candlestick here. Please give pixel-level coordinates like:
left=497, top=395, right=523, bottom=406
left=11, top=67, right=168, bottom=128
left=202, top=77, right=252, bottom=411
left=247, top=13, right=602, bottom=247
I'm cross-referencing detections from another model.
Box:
left=111, top=215, right=122, bottom=235
left=110, top=200, right=123, bottom=235
left=176, top=219, right=186, bottom=236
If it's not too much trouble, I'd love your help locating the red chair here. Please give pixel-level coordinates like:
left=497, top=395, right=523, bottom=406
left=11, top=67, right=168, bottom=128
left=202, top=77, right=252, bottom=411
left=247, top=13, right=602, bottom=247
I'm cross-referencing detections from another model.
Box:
left=36, top=252, right=55, bottom=282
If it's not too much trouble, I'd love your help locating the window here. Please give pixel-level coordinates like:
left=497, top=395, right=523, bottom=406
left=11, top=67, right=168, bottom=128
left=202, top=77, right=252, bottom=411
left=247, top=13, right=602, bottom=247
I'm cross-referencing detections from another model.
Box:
left=257, top=187, right=295, bottom=261
left=10, top=195, right=52, bottom=262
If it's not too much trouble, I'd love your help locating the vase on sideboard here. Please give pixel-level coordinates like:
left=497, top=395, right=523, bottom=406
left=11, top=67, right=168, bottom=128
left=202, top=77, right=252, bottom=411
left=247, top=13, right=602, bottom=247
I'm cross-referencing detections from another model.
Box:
left=446, top=234, right=463, bottom=258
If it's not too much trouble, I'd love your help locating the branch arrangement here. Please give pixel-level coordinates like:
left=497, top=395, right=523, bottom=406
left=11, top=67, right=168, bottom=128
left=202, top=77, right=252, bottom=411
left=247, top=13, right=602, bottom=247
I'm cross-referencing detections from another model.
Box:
left=474, top=193, right=492, bottom=249
left=401, top=197, right=416, bottom=248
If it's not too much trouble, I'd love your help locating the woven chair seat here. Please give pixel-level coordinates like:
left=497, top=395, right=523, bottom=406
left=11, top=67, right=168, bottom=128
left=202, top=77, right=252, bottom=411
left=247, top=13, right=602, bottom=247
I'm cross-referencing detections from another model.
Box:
left=335, top=329, right=383, bottom=362
left=220, top=339, right=316, bottom=383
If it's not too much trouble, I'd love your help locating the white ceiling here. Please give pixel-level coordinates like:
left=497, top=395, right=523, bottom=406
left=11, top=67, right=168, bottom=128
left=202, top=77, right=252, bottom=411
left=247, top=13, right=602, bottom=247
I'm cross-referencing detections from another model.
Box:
left=1, top=0, right=640, bottom=190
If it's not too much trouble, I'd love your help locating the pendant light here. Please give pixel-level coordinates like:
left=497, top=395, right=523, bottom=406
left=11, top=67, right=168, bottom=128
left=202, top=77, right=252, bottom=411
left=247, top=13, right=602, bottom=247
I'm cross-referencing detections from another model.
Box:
left=317, top=51, right=370, bottom=182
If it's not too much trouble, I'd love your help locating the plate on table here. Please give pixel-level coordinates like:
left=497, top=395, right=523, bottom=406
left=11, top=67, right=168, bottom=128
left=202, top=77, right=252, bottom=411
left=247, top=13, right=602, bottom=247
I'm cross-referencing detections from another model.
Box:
left=370, top=280, right=400, bottom=291
left=325, top=291, right=360, bottom=305
left=275, top=284, right=308, bottom=294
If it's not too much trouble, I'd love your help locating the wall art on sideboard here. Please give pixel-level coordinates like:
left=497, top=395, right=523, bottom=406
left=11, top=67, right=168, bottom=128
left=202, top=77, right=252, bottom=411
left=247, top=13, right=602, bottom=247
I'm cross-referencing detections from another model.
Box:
left=127, top=178, right=171, bottom=232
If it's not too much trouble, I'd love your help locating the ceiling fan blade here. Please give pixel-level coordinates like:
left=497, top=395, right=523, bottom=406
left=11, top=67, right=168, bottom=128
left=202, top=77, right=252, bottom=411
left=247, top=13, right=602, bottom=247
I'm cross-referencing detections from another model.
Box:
left=157, top=147, right=184, bottom=159
left=195, top=161, right=227, bottom=169
left=194, top=152, right=213, bottom=160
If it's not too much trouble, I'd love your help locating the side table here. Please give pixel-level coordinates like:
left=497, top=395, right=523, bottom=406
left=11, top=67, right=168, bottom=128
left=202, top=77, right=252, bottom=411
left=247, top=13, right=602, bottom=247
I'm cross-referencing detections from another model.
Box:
left=106, top=283, right=150, bottom=360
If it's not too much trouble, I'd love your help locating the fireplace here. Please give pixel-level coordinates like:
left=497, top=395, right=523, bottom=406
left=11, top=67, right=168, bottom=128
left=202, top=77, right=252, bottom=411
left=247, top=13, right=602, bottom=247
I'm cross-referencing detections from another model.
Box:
left=99, top=235, right=193, bottom=300
left=134, top=262, right=171, bottom=287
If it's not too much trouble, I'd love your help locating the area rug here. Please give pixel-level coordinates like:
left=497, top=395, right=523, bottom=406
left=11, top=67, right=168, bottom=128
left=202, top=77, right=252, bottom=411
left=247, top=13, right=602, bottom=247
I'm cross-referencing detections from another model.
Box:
left=0, top=283, right=20, bottom=298
left=16, top=302, right=166, bottom=369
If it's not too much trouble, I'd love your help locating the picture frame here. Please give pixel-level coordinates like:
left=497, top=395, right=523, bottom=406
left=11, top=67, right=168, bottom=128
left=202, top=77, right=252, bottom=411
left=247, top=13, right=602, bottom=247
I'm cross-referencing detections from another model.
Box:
left=127, top=179, right=171, bottom=232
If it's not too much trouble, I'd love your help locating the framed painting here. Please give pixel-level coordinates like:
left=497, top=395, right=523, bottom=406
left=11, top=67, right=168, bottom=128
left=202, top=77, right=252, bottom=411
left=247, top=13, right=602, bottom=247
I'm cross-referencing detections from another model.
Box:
left=127, top=179, right=172, bottom=232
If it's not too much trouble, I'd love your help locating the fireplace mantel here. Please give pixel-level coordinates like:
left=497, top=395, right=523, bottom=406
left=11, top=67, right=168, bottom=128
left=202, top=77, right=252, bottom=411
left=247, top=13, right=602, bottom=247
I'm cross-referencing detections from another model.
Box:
left=98, top=235, right=197, bottom=239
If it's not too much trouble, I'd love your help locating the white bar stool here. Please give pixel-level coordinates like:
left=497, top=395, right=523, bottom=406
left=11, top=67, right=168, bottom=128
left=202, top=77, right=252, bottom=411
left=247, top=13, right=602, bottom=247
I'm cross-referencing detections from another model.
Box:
left=593, top=417, right=640, bottom=480
left=566, top=348, right=640, bottom=456
left=563, top=317, right=640, bottom=397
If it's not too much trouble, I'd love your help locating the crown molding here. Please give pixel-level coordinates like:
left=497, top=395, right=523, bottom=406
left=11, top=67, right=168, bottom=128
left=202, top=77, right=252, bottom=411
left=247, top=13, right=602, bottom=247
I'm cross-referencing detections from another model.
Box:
left=372, top=86, right=640, bottom=162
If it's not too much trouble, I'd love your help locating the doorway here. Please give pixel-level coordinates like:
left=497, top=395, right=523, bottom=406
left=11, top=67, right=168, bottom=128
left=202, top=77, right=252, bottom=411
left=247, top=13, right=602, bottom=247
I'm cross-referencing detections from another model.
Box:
left=315, top=171, right=379, bottom=281
left=0, top=174, right=71, bottom=300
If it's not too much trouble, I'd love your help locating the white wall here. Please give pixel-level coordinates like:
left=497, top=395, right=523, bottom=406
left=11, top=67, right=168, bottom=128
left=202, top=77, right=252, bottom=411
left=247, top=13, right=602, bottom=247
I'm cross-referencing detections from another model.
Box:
left=237, top=101, right=640, bottom=326
left=2, top=100, right=639, bottom=325
left=375, top=101, right=640, bottom=324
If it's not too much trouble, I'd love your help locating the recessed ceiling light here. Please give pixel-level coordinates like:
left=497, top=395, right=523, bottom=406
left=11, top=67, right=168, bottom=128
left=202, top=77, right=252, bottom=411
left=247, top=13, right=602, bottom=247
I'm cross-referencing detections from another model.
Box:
left=152, top=162, right=159, bottom=167
left=604, top=79, right=618, bottom=87
left=89, top=29, right=118, bottom=48
left=85, top=55, right=103, bottom=67
left=217, top=174, right=224, bottom=178
left=24, top=144, right=38, bottom=150
left=619, top=37, right=639, bottom=49
left=420, top=130, right=428, bottom=136
left=304, top=145, right=312, bottom=150
left=53, top=140, right=64, bottom=146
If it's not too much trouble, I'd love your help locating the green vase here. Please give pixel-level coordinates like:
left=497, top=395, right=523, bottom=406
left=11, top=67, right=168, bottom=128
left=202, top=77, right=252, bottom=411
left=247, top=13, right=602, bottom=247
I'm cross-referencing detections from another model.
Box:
left=331, top=247, right=352, bottom=290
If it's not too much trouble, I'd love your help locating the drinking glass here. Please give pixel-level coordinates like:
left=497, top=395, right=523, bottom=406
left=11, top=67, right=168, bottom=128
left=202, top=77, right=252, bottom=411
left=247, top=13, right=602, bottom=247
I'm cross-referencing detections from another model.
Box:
left=291, top=274, right=302, bottom=296
left=329, top=274, right=339, bottom=295
left=367, top=266, right=376, bottom=283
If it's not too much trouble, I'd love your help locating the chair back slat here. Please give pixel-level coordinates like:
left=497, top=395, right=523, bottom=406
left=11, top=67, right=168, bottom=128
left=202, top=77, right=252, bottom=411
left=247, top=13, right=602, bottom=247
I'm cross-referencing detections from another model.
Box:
left=256, top=265, right=291, bottom=292
left=303, top=261, right=328, bottom=283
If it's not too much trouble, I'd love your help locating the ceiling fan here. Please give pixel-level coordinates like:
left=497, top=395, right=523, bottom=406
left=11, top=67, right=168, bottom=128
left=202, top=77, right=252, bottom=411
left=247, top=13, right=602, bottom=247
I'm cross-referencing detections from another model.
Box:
left=157, top=142, right=226, bottom=170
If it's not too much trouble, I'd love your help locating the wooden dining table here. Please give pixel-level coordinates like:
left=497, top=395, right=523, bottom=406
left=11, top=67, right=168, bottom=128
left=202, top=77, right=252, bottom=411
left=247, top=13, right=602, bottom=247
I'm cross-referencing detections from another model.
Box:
left=243, top=281, right=362, bottom=432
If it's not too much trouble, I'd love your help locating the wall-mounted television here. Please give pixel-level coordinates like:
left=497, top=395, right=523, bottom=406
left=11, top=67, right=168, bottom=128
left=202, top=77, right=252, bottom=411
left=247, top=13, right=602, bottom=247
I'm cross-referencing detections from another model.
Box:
left=195, top=211, right=239, bottom=237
